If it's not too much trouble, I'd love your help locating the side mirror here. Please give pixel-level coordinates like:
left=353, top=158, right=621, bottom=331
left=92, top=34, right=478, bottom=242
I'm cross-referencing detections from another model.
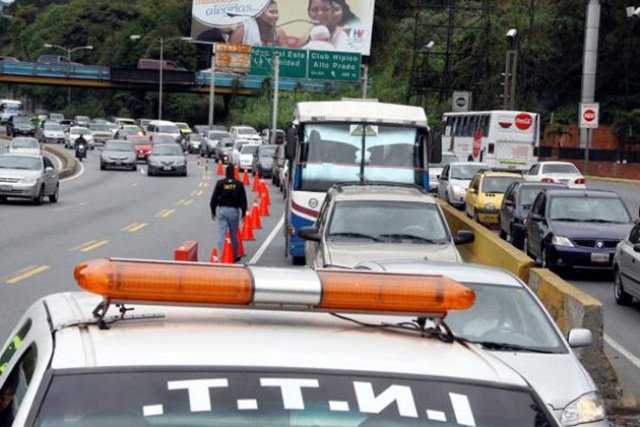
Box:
left=45, top=166, right=54, bottom=172
left=453, top=230, right=474, bottom=245
left=504, top=199, right=514, bottom=207
left=633, top=243, right=640, bottom=253
left=567, top=328, right=592, bottom=348
left=285, top=125, right=297, bottom=159
left=427, top=131, right=442, bottom=164
left=468, top=188, right=477, bottom=194
left=531, top=213, right=545, bottom=222
left=436, top=175, right=440, bottom=180
left=298, top=226, right=321, bottom=242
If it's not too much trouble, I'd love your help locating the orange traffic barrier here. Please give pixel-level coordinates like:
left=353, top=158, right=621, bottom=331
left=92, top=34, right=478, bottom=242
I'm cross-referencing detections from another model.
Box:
left=174, top=240, right=199, bottom=262
left=220, top=236, right=234, bottom=264
left=241, top=212, right=255, bottom=240
left=251, top=199, right=262, bottom=229
left=237, top=229, right=245, bottom=258
left=242, top=169, right=251, bottom=185
left=209, top=248, right=219, bottom=263
left=217, top=160, right=224, bottom=176
left=234, top=164, right=240, bottom=180
left=259, top=194, right=270, bottom=216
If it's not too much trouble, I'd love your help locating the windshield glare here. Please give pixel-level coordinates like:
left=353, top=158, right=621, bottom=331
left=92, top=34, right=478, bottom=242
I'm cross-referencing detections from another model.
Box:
left=152, top=145, right=182, bottom=156
left=549, top=197, right=631, bottom=223
left=44, top=123, right=63, bottom=130
left=542, top=164, right=579, bottom=174
left=158, top=125, right=179, bottom=134
left=11, top=138, right=39, bottom=148
left=298, top=124, right=424, bottom=192
left=238, top=127, right=257, bottom=135
left=450, top=164, right=486, bottom=180
left=482, top=176, right=522, bottom=193
left=105, top=142, right=133, bottom=151
left=329, top=201, right=448, bottom=242
left=430, top=153, right=458, bottom=167
left=0, top=156, right=41, bottom=170
left=241, top=145, right=259, bottom=154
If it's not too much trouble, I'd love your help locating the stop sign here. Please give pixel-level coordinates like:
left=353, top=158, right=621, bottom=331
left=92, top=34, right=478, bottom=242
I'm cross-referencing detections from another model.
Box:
left=583, top=109, right=596, bottom=122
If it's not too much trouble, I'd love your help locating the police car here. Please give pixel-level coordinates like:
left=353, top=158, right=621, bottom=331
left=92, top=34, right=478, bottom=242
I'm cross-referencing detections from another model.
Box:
left=0, top=258, right=560, bottom=426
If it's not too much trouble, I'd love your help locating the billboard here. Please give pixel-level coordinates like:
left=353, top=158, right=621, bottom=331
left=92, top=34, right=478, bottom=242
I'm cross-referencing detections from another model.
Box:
left=191, top=0, right=375, bottom=56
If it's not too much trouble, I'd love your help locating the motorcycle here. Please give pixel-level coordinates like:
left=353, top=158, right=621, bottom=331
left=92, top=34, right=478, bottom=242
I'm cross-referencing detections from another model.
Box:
left=75, top=143, right=87, bottom=162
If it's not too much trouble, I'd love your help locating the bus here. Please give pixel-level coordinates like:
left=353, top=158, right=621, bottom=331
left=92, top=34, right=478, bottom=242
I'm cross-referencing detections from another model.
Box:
left=0, top=99, right=23, bottom=125
left=442, top=110, right=540, bottom=170
left=283, top=99, right=441, bottom=264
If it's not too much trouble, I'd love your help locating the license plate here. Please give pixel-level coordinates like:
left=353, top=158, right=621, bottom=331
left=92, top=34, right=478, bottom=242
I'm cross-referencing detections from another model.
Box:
left=0, top=185, right=11, bottom=191
left=162, top=166, right=172, bottom=171
left=591, top=253, right=609, bottom=263
left=115, top=161, right=121, bottom=166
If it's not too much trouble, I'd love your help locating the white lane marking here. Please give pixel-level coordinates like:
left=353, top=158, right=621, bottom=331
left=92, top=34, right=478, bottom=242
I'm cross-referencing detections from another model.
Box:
left=53, top=201, right=87, bottom=212
left=60, top=159, right=84, bottom=182
left=249, top=215, right=284, bottom=264
left=140, top=167, right=146, bottom=175
left=605, top=334, right=640, bottom=370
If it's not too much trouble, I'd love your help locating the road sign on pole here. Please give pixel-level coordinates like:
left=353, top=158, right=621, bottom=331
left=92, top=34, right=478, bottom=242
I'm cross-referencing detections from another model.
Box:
left=308, top=50, right=361, bottom=81
left=250, top=47, right=307, bottom=78
left=580, top=103, right=599, bottom=128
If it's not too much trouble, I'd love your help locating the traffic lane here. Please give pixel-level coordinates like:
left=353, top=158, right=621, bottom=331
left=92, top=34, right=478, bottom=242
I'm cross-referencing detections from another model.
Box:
left=252, top=185, right=291, bottom=267
left=588, top=180, right=640, bottom=220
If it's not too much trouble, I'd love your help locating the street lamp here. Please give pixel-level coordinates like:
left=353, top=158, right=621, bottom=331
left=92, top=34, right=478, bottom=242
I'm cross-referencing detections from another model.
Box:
left=502, top=29, right=518, bottom=110
left=131, top=35, right=193, bottom=120
left=42, top=43, right=93, bottom=107
left=190, top=40, right=217, bottom=132
left=419, top=41, right=435, bottom=112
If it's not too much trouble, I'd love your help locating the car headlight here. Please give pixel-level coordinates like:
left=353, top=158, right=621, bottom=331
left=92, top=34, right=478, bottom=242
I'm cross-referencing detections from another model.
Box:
left=485, top=202, right=496, bottom=211
left=560, top=392, right=605, bottom=426
left=20, top=176, right=38, bottom=185
left=552, top=235, right=574, bottom=247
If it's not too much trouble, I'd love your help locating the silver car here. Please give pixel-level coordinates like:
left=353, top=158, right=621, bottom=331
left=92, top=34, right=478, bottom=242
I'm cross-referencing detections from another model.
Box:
left=437, top=161, right=489, bottom=209
left=614, top=220, right=640, bottom=305
left=356, top=260, right=607, bottom=427
left=100, top=140, right=137, bottom=171
left=147, top=143, right=187, bottom=176
left=0, top=153, right=59, bottom=204
left=299, top=184, right=474, bottom=268
left=428, top=151, right=459, bottom=192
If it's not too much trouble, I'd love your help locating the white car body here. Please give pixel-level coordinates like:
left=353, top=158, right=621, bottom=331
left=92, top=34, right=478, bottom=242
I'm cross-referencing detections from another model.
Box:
left=147, top=120, right=182, bottom=143
left=65, top=126, right=95, bottom=149
left=41, top=123, right=66, bottom=144
left=524, top=161, right=586, bottom=189
left=429, top=151, right=459, bottom=192
left=236, top=143, right=260, bottom=171
left=437, top=162, right=489, bottom=208
left=230, top=139, right=255, bottom=166
left=229, top=125, right=261, bottom=143
left=9, top=137, right=41, bottom=155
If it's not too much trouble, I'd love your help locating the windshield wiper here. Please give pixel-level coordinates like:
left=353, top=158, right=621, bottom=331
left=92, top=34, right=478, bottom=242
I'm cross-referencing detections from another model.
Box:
left=379, top=233, right=444, bottom=244
left=550, top=217, right=581, bottom=222
left=328, top=232, right=383, bottom=242
left=472, top=341, right=554, bottom=354
left=581, top=219, right=625, bottom=224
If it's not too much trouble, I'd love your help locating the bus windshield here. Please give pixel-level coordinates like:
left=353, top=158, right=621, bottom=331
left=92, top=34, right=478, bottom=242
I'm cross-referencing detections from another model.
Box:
left=297, top=124, right=424, bottom=192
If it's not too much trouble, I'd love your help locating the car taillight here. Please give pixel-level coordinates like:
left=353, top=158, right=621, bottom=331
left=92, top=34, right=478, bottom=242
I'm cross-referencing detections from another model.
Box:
left=574, top=177, right=586, bottom=185
left=541, top=177, right=555, bottom=183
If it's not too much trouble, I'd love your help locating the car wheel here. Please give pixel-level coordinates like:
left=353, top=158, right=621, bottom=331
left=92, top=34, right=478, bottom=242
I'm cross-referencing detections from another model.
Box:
left=0, top=196, right=7, bottom=203
left=49, top=185, right=59, bottom=203
left=614, top=267, right=633, bottom=305
left=33, top=185, right=45, bottom=205
left=499, top=226, right=507, bottom=240
left=132, top=164, right=137, bottom=171
left=100, top=162, right=105, bottom=170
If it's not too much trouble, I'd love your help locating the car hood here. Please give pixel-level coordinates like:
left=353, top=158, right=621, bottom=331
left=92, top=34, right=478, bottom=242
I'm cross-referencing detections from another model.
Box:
left=325, top=241, right=461, bottom=268
left=550, top=221, right=632, bottom=240
left=102, top=151, right=136, bottom=159
left=44, top=130, right=65, bottom=137
left=149, top=155, right=184, bottom=163
left=0, top=169, right=41, bottom=179
left=491, top=352, right=594, bottom=411
left=449, top=178, right=471, bottom=188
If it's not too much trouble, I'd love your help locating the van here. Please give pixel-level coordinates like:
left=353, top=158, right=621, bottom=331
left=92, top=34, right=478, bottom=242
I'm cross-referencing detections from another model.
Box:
left=137, top=58, right=187, bottom=71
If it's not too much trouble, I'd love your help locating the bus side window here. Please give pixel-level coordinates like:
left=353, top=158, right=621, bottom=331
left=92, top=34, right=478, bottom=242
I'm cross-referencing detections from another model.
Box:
left=482, top=115, right=490, bottom=137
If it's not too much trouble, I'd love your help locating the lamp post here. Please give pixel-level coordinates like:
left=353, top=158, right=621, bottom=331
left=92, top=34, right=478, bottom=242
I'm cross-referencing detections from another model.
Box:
left=43, top=43, right=93, bottom=107
left=189, top=40, right=217, bottom=131
left=153, top=36, right=192, bottom=120
left=502, top=29, right=517, bottom=110
left=420, top=41, right=435, bottom=112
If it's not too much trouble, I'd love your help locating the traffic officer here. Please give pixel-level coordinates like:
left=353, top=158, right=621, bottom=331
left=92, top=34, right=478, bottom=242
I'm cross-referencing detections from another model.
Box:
left=210, top=163, right=248, bottom=262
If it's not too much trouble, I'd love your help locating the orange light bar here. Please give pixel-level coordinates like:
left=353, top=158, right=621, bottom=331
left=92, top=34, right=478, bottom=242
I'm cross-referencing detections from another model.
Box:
left=317, top=270, right=475, bottom=313
left=74, top=258, right=252, bottom=305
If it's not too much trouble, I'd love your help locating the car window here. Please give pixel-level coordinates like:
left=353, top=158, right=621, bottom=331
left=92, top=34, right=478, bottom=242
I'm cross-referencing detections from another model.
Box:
left=152, top=145, right=183, bottom=156
left=0, top=319, right=31, bottom=375
left=542, top=163, right=579, bottom=174
left=430, top=153, right=458, bottom=167
left=11, top=138, right=39, bottom=148
left=528, top=164, right=539, bottom=175
left=439, top=165, right=448, bottom=180
left=0, top=155, right=41, bottom=171
left=43, top=157, right=54, bottom=169
left=328, top=201, right=449, bottom=242
left=519, top=187, right=546, bottom=207
left=105, top=142, right=134, bottom=151
left=0, top=345, right=38, bottom=424
left=240, top=145, right=259, bottom=155
left=451, top=164, right=485, bottom=180
left=549, top=196, right=631, bottom=223
left=481, top=176, right=522, bottom=194
left=628, top=223, right=640, bottom=244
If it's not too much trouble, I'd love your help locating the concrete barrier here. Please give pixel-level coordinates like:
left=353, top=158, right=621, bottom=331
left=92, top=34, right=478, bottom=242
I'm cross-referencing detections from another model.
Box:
left=439, top=201, right=534, bottom=281
left=439, top=200, right=622, bottom=403
left=174, top=240, right=199, bottom=262
left=43, top=144, right=76, bottom=179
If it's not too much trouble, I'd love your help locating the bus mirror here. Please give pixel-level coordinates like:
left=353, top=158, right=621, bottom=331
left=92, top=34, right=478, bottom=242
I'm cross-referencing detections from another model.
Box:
left=427, top=132, right=442, bottom=164
left=285, top=126, right=296, bottom=159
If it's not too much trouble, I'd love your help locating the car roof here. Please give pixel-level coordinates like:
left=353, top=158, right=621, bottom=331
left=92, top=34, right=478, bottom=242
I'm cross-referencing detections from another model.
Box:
left=331, top=184, right=435, bottom=203
left=514, top=182, right=566, bottom=190
left=149, top=120, right=176, bottom=126
left=544, top=188, right=621, bottom=198
left=479, top=171, right=522, bottom=178
left=38, top=292, right=527, bottom=386
left=536, top=161, right=576, bottom=166
left=448, top=162, right=488, bottom=167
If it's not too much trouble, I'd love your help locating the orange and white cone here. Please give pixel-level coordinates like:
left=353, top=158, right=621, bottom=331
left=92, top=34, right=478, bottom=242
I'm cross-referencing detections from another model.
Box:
left=241, top=212, right=255, bottom=240
left=251, top=199, right=262, bottom=229
left=209, top=248, right=219, bottom=263
left=242, top=169, right=251, bottom=185
left=217, top=160, right=224, bottom=176
left=237, top=229, right=245, bottom=258
left=220, top=236, right=234, bottom=264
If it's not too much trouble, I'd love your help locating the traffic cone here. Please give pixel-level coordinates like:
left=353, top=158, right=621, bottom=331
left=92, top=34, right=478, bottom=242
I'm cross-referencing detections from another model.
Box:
left=220, top=236, right=234, bottom=264
left=234, top=164, right=240, bottom=180
left=259, top=194, right=270, bottom=216
left=251, top=199, right=262, bottom=229
left=252, top=171, right=260, bottom=192
left=242, top=169, right=250, bottom=185
left=261, top=185, right=271, bottom=206
left=209, top=248, right=219, bottom=263
left=237, top=229, right=245, bottom=258
left=241, top=212, right=255, bottom=240
left=217, top=160, right=224, bottom=176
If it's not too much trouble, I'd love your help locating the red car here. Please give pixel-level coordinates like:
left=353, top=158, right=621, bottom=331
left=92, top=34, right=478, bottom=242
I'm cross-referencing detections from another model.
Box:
left=129, top=135, right=152, bottom=161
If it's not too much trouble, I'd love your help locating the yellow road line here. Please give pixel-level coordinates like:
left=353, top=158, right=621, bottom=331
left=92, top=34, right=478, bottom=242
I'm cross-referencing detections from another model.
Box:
left=71, top=240, right=96, bottom=251
left=128, top=223, right=147, bottom=232
left=159, top=209, right=176, bottom=218
left=156, top=209, right=170, bottom=218
left=177, top=199, right=186, bottom=206
left=202, top=182, right=208, bottom=188
left=191, top=190, right=198, bottom=196
left=121, top=223, right=138, bottom=232
left=183, top=199, right=194, bottom=206
left=196, top=190, right=204, bottom=197
left=6, top=265, right=50, bottom=285
left=80, top=240, right=109, bottom=252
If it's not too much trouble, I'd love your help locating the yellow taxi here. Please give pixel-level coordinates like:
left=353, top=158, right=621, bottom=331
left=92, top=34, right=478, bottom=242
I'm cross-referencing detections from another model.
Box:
left=175, top=121, right=193, bottom=138
left=464, top=170, right=523, bottom=226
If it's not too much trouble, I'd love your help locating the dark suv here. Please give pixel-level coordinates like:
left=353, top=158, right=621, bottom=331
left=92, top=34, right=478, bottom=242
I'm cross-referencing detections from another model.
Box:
left=6, top=116, right=36, bottom=137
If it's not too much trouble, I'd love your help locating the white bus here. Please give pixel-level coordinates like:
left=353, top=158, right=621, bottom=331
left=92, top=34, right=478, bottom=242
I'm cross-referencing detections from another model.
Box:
left=442, top=110, right=540, bottom=170
left=0, top=99, right=23, bottom=125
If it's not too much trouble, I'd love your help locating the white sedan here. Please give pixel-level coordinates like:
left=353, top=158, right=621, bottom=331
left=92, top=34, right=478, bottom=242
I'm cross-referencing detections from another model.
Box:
left=524, top=161, right=586, bottom=188
left=65, top=126, right=95, bottom=150
left=234, top=143, right=260, bottom=171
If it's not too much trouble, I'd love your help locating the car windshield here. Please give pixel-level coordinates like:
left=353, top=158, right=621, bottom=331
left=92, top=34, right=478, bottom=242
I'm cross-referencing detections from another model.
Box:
left=158, top=125, right=180, bottom=134
left=74, top=128, right=91, bottom=135
left=482, top=176, right=522, bottom=193
left=222, top=139, right=234, bottom=148
left=208, top=131, right=229, bottom=140
left=190, top=134, right=204, bottom=141
left=241, top=145, right=259, bottom=155
left=519, top=187, right=547, bottom=207
left=105, top=142, right=133, bottom=151
left=549, top=196, right=631, bottom=223
left=259, top=146, right=277, bottom=158
left=50, top=114, right=64, bottom=121
left=152, top=145, right=183, bottom=156
left=450, top=164, right=486, bottom=180
left=329, top=200, right=449, bottom=242
left=430, top=153, right=458, bottom=167
left=176, top=123, right=189, bottom=130
left=446, top=282, right=565, bottom=352
left=44, top=123, right=63, bottom=130
left=542, top=163, right=579, bottom=174
left=0, top=155, right=41, bottom=170
left=90, top=124, right=109, bottom=131
left=238, top=127, right=257, bottom=135
left=11, top=138, right=39, bottom=148
left=13, top=117, right=30, bottom=124
left=153, top=136, right=175, bottom=144
left=32, top=369, right=553, bottom=426
left=76, top=116, right=89, bottom=122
